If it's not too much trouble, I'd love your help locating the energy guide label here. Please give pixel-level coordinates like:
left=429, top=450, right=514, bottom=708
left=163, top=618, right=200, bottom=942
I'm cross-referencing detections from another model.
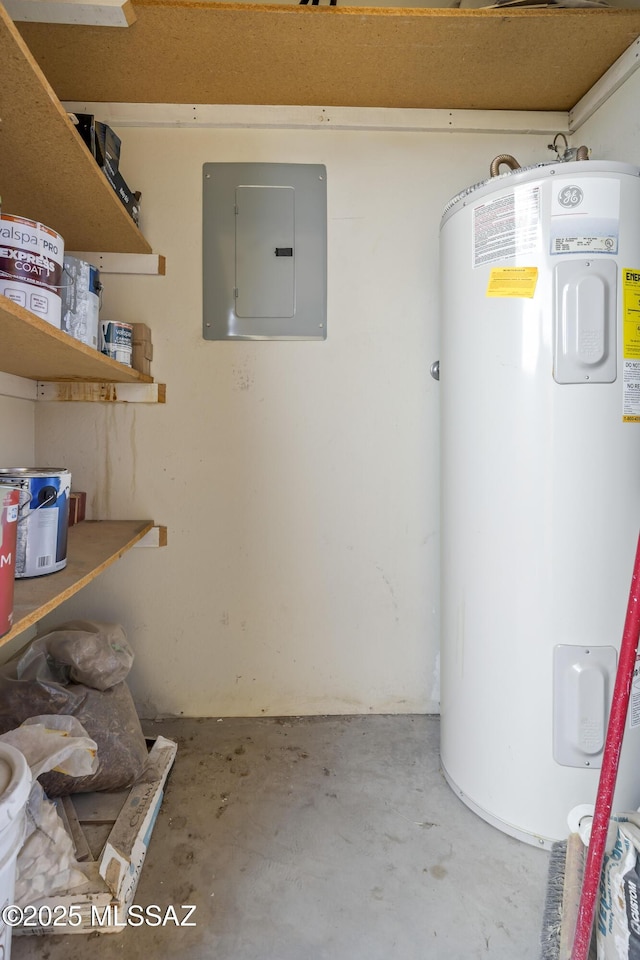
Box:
left=623, top=268, right=640, bottom=422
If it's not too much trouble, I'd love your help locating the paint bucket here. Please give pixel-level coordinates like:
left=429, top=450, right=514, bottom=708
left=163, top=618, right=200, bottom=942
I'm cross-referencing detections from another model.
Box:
left=0, top=469, right=71, bottom=578
left=0, top=489, right=19, bottom=638
left=0, top=742, right=32, bottom=960
left=0, top=215, right=64, bottom=328
left=61, top=256, right=102, bottom=349
left=100, top=320, right=132, bottom=365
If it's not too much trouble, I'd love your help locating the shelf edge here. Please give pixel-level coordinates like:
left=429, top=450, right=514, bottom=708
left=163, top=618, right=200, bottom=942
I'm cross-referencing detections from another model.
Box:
left=1, top=519, right=154, bottom=649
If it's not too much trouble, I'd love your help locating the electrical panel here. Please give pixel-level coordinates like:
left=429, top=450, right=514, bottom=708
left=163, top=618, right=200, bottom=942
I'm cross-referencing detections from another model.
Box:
left=203, top=163, right=327, bottom=340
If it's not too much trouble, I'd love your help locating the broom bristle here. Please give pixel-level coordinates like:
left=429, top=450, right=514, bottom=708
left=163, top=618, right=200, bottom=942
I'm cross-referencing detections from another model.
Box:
left=540, top=834, right=589, bottom=960
left=541, top=840, right=570, bottom=960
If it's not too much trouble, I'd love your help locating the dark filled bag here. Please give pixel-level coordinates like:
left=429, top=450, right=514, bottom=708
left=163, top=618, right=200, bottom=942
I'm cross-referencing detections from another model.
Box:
left=0, top=621, right=148, bottom=795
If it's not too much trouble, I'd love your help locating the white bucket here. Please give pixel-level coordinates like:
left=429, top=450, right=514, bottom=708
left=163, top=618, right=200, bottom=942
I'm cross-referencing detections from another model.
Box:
left=0, top=215, right=64, bottom=328
left=0, top=743, right=31, bottom=960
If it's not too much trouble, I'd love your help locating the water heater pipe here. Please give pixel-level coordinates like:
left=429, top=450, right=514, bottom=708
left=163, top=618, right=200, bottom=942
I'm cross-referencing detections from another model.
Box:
left=489, top=154, right=521, bottom=177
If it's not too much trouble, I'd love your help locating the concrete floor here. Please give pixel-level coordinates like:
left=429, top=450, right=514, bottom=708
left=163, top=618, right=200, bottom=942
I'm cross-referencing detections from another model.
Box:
left=11, top=716, right=550, bottom=960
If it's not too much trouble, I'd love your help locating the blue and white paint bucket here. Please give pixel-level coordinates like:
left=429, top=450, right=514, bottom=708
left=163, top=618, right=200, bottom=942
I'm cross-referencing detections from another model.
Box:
left=0, top=469, right=71, bottom=578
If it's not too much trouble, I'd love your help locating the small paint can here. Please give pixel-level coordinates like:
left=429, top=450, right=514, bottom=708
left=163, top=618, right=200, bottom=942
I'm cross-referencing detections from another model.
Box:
left=0, top=469, right=71, bottom=578
left=61, top=256, right=102, bottom=349
left=0, top=488, right=19, bottom=637
left=0, top=214, right=64, bottom=328
left=100, top=320, right=132, bottom=366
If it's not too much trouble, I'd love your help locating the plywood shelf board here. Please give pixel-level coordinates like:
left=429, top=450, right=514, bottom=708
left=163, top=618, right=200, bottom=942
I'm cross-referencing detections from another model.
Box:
left=0, top=3, right=151, bottom=253
left=2, top=519, right=154, bottom=648
left=0, top=295, right=153, bottom=382
left=15, top=2, right=640, bottom=112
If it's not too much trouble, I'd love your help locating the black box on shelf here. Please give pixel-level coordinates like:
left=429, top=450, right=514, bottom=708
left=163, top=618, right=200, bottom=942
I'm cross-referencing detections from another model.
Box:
left=74, top=113, right=95, bottom=158
left=74, top=114, right=120, bottom=172
left=95, top=121, right=121, bottom=177
left=102, top=165, right=141, bottom=225
left=72, top=113, right=139, bottom=225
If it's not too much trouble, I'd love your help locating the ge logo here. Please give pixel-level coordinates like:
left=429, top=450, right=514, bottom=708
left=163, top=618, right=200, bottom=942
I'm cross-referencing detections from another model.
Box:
left=558, top=185, right=584, bottom=208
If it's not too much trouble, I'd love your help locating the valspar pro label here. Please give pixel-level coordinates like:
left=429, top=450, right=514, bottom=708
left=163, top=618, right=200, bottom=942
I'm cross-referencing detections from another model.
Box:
left=0, top=215, right=64, bottom=327
left=0, top=469, right=71, bottom=578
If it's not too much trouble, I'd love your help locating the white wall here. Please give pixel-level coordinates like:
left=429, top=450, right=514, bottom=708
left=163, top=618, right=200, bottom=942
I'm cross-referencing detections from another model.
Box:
left=0, top=396, right=35, bottom=464
left=573, top=68, right=640, bottom=164
left=33, top=124, right=551, bottom=718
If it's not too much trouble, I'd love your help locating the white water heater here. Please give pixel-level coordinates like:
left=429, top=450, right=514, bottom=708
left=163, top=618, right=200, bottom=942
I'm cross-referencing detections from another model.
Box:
left=439, top=159, right=640, bottom=847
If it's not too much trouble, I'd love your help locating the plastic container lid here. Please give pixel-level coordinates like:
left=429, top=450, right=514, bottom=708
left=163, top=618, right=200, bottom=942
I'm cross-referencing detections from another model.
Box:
left=0, top=743, right=32, bottom=827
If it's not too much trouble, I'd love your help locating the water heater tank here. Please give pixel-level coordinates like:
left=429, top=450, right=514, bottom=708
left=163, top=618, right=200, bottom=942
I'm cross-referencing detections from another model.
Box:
left=439, top=159, right=640, bottom=847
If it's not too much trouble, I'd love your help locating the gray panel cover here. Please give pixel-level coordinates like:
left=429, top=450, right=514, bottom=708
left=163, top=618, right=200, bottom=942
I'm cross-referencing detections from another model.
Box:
left=203, top=162, right=327, bottom=340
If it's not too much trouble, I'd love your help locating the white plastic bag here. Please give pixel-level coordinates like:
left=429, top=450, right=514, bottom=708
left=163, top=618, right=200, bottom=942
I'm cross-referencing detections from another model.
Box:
left=0, top=715, right=97, bottom=778
left=0, top=716, right=98, bottom=905
left=596, top=813, right=640, bottom=960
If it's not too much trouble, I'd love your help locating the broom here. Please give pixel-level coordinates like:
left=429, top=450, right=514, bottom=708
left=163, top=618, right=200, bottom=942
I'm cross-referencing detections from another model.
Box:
left=540, top=529, right=640, bottom=960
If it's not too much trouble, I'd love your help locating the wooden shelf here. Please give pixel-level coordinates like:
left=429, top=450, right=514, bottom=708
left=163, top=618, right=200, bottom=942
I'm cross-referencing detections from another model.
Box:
left=2, top=519, right=154, bottom=648
left=0, top=294, right=153, bottom=383
left=0, top=3, right=151, bottom=253
left=14, top=1, right=640, bottom=113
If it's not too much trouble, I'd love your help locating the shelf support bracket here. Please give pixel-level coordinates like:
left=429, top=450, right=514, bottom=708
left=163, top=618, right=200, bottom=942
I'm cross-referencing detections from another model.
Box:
left=0, top=372, right=37, bottom=400
left=37, top=382, right=166, bottom=403
left=3, top=0, right=136, bottom=27
left=569, top=37, right=640, bottom=133
left=134, top=525, right=168, bottom=548
left=66, top=253, right=166, bottom=275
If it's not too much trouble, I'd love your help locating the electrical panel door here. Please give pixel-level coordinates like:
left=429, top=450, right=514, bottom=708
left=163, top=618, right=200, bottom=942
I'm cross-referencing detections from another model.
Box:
left=203, top=163, right=327, bottom=340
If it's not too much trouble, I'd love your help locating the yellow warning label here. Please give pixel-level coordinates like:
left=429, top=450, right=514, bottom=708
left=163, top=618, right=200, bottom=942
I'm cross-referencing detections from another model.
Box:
left=623, top=269, right=640, bottom=359
left=486, top=267, right=538, bottom=299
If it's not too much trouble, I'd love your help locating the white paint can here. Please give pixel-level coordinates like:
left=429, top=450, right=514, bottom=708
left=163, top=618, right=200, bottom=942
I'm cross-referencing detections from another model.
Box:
left=100, top=320, right=133, bottom=365
left=61, top=256, right=101, bottom=348
left=0, top=215, right=64, bottom=328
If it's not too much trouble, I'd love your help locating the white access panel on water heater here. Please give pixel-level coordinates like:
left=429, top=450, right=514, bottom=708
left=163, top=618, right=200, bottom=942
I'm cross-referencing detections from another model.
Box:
left=439, top=160, right=640, bottom=847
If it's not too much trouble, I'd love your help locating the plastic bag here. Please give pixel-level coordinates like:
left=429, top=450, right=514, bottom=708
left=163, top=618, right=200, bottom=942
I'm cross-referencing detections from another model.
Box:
left=0, top=622, right=148, bottom=793
left=596, top=812, right=640, bottom=959
left=0, top=714, right=97, bottom=778
left=16, top=620, right=134, bottom=691
left=38, top=682, right=148, bottom=796
left=0, top=717, right=98, bottom=904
